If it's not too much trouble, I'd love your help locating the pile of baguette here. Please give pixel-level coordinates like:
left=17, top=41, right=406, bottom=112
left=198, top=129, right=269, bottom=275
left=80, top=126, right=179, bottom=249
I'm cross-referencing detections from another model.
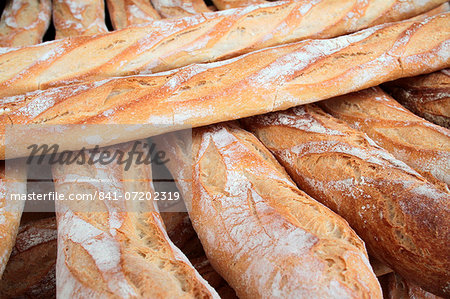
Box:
left=0, top=0, right=448, bottom=298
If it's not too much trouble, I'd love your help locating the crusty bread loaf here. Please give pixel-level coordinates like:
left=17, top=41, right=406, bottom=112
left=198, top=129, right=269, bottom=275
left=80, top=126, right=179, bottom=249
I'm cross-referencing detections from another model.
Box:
left=319, top=87, right=450, bottom=187
left=154, top=123, right=382, bottom=298
left=52, top=142, right=219, bottom=298
left=0, top=161, right=27, bottom=278
left=0, top=217, right=57, bottom=298
left=211, top=0, right=265, bottom=10
left=0, top=0, right=51, bottom=47
left=380, top=273, right=443, bottom=299
left=383, top=69, right=450, bottom=129
left=2, top=13, right=449, bottom=160
left=53, top=0, right=108, bottom=39
left=0, top=0, right=446, bottom=98
left=106, top=0, right=161, bottom=30
left=242, top=105, right=450, bottom=296
left=150, top=0, right=211, bottom=18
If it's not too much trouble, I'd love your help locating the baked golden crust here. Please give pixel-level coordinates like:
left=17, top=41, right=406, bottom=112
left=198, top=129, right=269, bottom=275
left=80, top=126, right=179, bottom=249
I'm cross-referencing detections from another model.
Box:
left=320, top=87, right=450, bottom=187
left=53, top=0, right=108, bottom=39
left=243, top=105, right=450, bottom=296
left=150, top=0, right=211, bottom=18
left=0, top=0, right=51, bottom=47
left=52, top=142, right=220, bottom=298
left=155, top=123, right=382, bottom=298
left=383, top=69, right=450, bottom=129
left=0, top=0, right=447, bottom=97
left=106, top=0, right=160, bottom=30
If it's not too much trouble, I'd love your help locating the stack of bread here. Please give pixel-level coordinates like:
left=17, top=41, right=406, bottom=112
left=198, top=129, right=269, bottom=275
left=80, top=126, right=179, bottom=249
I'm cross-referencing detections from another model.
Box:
left=0, top=0, right=448, bottom=298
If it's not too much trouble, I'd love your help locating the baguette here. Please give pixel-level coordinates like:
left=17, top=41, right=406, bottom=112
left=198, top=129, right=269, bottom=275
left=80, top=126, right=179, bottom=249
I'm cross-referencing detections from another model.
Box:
left=52, top=142, right=219, bottom=298
left=154, top=123, right=382, bottom=298
left=383, top=69, right=450, bottom=129
left=0, top=0, right=447, bottom=98
left=0, top=161, right=27, bottom=278
left=0, top=0, right=51, bottom=47
left=319, top=87, right=450, bottom=187
left=0, top=0, right=50, bottom=279
left=380, top=273, right=443, bottom=299
left=2, top=13, right=450, bottom=160
left=242, top=105, right=450, bottom=296
left=53, top=0, right=108, bottom=39
left=211, top=0, right=265, bottom=10
left=150, top=0, right=211, bottom=18
left=0, top=217, right=57, bottom=298
left=106, top=0, right=161, bottom=30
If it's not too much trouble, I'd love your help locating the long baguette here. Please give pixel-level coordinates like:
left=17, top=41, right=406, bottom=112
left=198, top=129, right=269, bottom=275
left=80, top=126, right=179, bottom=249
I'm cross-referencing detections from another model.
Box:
left=52, top=142, right=220, bottom=298
left=0, top=2, right=49, bottom=276
left=383, top=69, right=450, bottom=129
left=0, top=217, right=57, bottom=298
left=319, top=87, right=450, bottom=187
left=242, top=105, right=450, bottom=296
left=0, top=0, right=446, bottom=98
left=106, top=0, right=161, bottom=30
left=150, top=0, right=211, bottom=18
left=0, top=0, right=51, bottom=47
left=154, top=123, right=382, bottom=298
left=2, top=13, right=449, bottom=160
left=53, top=0, right=108, bottom=39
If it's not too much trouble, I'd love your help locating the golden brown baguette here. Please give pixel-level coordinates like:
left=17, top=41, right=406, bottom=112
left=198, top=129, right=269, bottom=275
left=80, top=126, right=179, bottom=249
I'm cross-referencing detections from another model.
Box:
left=242, top=105, right=450, bottom=296
left=0, top=0, right=447, bottom=98
left=0, top=0, right=51, bottom=47
left=319, top=87, right=450, bottom=187
left=106, top=0, right=161, bottom=30
left=150, top=0, right=211, bottom=18
left=52, top=142, right=219, bottom=298
left=211, top=0, right=265, bottom=10
left=383, top=69, right=450, bottom=129
left=155, top=123, right=382, bottom=298
left=0, top=161, right=26, bottom=278
left=0, top=217, right=57, bottom=298
left=2, top=13, right=450, bottom=160
left=380, top=273, right=443, bottom=299
left=53, top=0, right=108, bottom=39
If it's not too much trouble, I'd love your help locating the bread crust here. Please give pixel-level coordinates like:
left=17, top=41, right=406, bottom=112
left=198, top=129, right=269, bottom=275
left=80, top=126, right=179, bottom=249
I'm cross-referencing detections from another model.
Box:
left=150, top=0, right=211, bottom=18
left=0, top=0, right=446, bottom=97
left=155, top=123, right=382, bottom=298
left=243, top=105, right=450, bottom=296
left=320, top=87, right=450, bottom=187
left=0, top=217, right=57, bottom=298
left=383, top=69, right=450, bottom=129
left=106, top=0, right=161, bottom=30
left=0, top=0, right=51, bottom=47
left=53, top=0, right=108, bottom=39
left=52, top=142, right=220, bottom=298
